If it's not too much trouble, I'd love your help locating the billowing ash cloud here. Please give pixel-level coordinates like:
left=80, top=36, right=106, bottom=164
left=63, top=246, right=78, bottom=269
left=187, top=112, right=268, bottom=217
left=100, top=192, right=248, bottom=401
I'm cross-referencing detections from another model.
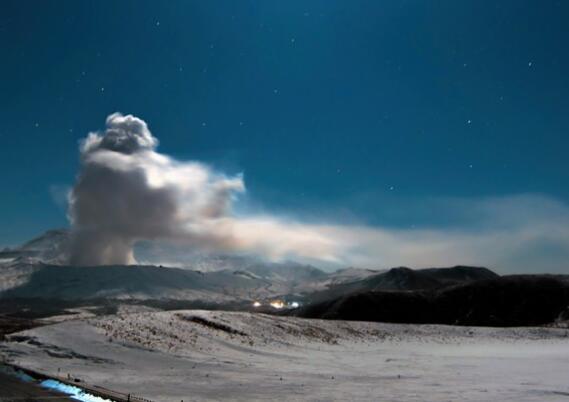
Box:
left=68, top=113, right=340, bottom=265
left=68, top=113, right=569, bottom=273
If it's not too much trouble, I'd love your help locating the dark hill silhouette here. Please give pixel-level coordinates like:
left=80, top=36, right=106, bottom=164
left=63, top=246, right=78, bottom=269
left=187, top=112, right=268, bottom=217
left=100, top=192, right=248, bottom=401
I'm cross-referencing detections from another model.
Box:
left=305, top=265, right=499, bottom=303
left=361, top=265, right=498, bottom=290
left=294, top=275, right=569, bottom=327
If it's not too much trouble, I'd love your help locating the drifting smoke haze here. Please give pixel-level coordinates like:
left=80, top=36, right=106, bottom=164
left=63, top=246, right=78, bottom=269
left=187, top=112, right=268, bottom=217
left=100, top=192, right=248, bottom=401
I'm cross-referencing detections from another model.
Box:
left=68, top=113, right=342, bottom=266
left=67, top=113, right=569, bottom=272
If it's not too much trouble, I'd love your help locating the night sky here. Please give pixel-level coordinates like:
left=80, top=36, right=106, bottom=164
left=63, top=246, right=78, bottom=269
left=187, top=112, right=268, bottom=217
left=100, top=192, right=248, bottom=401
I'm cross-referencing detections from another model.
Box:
left=1, top=1, right=569, bottom=271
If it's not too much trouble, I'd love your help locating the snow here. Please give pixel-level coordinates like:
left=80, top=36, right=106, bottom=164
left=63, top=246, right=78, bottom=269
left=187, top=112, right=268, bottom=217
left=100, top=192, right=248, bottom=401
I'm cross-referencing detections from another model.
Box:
left=321, top=267, right=383, bottom=286
left=0, top=260, right=334, bottom=302
left=0, top=260, right=40, bottom=291
left=2, top=310, right=569, bottom=401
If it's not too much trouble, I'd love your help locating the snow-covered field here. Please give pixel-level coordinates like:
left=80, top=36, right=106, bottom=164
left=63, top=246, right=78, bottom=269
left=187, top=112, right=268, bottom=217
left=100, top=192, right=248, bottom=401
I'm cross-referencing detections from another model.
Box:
left=2, top=310, right=569, bottom=401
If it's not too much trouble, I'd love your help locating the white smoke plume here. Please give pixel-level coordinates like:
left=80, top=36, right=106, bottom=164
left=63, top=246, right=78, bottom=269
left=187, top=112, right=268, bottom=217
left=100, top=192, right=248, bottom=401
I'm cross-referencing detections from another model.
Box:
left=68, top=113, right=569, bottom=273
left=68, top=113, right=341, bottom=266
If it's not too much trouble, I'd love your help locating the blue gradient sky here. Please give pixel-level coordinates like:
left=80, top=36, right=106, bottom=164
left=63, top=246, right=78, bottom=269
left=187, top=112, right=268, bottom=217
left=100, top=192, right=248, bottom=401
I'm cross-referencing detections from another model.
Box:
left=1, top=1, right=569, bottom=267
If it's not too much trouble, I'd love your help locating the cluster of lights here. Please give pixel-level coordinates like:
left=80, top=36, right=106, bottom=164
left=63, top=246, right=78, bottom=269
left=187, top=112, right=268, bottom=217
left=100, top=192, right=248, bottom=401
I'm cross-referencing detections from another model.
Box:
left=252, top=300, right=301, bottom=309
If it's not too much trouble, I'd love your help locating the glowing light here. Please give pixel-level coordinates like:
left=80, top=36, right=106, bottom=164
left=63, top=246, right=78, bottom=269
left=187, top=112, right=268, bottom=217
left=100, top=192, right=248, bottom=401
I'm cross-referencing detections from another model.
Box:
left=290, top=302, right=300, bottom=308
left=40, top=379, right=112, bottom=402
left=253, top=301, right=262, bottom=308
left=270, top=300, right=285, bottom=309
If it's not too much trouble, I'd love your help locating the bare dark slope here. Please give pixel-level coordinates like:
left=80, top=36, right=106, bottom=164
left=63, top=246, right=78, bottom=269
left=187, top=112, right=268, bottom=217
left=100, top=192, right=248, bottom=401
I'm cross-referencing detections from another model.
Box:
left=359, top=265, right=498, bottom=290
left=305, top=265, right=498, bottom=303
left=295, top=275, right=569, bottom=327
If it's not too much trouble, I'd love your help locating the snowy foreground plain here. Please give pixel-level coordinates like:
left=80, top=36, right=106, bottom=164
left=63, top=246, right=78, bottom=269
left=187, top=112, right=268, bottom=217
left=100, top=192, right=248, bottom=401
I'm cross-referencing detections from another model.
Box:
left=2, top=309, right=569, bottom=402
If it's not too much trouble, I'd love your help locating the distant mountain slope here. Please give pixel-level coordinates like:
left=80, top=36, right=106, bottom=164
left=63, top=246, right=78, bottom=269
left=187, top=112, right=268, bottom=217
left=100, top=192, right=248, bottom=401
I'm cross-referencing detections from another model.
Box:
left=320, top=267, right=384, bottom=286
left=7, top=229, right=548, bottom=329
left=0, top=229, right=70, bottom=264
left=295, top=275, right=569, bottom=327
left=0, top=264, right=291, bottom=302
left=0, top=261, right=335, bottom=305
left=305, top=265, right=499, bottom=303
left=0, top=229, right=377, bottom=306
left=236, top=261, right=326, bottom=282
left=362, top=265, right=498, bottom=290
left=18, top=229, right=69, bottom=252
left=0, top=237, right=502, bottom=311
